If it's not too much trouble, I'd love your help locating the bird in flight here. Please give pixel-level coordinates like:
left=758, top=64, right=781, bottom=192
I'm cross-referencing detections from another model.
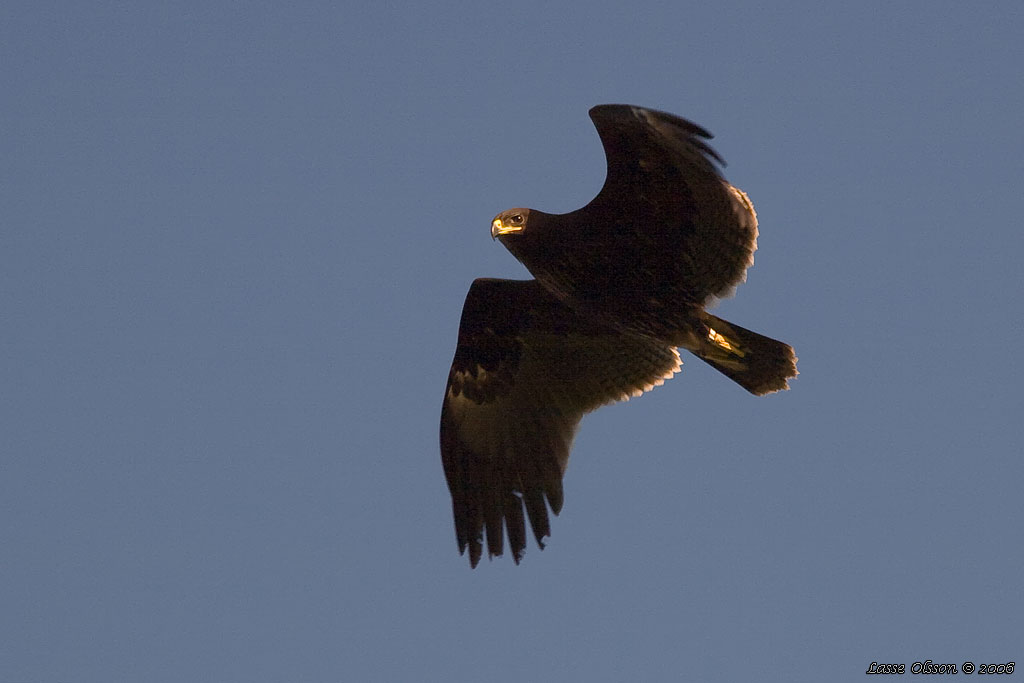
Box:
left=441, top=104, right=797, bottom=567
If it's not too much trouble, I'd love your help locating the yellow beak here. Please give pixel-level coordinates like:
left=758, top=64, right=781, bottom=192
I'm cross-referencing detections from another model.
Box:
left=491, top=219, right=523, bottom=239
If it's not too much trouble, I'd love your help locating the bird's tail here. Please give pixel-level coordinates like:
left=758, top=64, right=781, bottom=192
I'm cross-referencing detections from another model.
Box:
left=683, top=313, right=797, bottom=395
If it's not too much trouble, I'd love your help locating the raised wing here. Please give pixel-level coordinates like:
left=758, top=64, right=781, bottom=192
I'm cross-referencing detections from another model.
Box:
left=441, top=278, right=681, bottom=567
left=584, top=104, right=759, bottom=305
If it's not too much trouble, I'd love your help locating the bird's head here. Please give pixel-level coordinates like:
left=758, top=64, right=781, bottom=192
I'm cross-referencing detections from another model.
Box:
left=491, top=209, right=530, bottom=240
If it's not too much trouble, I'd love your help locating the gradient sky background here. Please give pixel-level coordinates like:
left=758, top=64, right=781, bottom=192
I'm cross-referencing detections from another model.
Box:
left=2, top=3, right=1022, bottom=681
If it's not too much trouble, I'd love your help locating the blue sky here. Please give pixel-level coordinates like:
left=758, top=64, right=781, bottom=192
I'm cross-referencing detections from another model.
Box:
left=2, top=2, right=1022, bottom=681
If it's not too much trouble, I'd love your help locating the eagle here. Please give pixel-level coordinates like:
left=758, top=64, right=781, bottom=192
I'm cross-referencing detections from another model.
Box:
left=441, top=105, right=797, bottom=567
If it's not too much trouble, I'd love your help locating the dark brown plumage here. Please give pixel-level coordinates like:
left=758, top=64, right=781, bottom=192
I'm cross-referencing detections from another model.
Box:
left=442, top=105, right=797, bottom=567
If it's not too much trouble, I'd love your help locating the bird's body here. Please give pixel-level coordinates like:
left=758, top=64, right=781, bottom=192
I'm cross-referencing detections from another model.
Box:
left=443, top=104, right=798, bottom=567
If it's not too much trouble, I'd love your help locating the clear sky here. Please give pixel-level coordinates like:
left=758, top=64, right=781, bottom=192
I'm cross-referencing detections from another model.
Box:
left=2, top=2, right=1021, bottom=681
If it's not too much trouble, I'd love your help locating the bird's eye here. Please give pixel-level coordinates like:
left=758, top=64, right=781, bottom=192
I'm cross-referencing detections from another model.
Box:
left=510, top=214, right=524, bottom=225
